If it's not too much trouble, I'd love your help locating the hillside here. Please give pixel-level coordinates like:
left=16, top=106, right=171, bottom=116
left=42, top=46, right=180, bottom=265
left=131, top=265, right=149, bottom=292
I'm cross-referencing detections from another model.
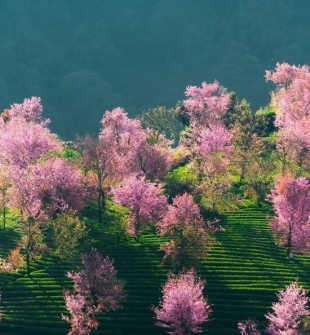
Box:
left=0, top=205, right=309, bottom=335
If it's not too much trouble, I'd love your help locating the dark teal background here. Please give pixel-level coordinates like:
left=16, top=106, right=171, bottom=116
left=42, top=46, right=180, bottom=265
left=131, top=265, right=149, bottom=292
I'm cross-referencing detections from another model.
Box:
left=0, top=0, right=308, bottom=138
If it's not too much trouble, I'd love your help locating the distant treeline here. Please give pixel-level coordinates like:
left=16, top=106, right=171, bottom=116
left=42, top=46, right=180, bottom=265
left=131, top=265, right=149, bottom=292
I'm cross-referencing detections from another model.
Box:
left=0, top=0, right=309, bottom=139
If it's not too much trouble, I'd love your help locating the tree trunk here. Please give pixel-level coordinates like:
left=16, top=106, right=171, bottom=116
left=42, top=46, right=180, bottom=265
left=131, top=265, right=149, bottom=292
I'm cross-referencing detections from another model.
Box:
left=26, top=218, right=32, bottom=276
left=287, top=222, right=293, bottom=258
left=134, top=215, right=141, bottom=241
left=97, top=171, right=105, bottom=224
left=1, top=190, right=6, bottom=229
left=3, top=206, right=5, bottom=230
left=179, top=229, right=185, bottom=269
left=98, top=190, right=102, bottom=224
left=26, top=250, right=30, bottom=276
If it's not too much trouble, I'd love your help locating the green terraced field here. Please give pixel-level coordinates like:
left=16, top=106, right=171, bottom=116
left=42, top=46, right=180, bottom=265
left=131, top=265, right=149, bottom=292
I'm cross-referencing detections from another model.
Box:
left=0, top=206, right=310, bottom=335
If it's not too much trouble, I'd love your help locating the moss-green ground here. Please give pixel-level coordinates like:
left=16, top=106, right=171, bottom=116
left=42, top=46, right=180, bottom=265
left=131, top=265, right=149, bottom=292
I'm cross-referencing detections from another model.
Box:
left=0, top=206, right=309, bottom=335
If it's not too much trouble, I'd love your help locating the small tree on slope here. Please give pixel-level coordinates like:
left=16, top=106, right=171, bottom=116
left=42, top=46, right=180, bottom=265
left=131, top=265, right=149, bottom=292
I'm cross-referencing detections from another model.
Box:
left=238, top=318, right=261, bottom=335
left=152, top=269, right=211, bottom=335
left=63, top=248, right=124, bottom=335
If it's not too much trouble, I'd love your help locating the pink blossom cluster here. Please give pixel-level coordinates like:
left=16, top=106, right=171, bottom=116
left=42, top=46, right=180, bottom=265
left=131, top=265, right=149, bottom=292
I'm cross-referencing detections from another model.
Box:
left=0, top=97, right=59, bottom=169
left=198, top=124, right=233, bottom=160
left=153, top=269, right=211, bottom=335
left=183, top=81, right=230, bottom=127
left=9, top=96, right=50, bottom=125
left=97, top=107, right=170, bottom=182
left=181, top=81, right=233, bottom=166
left=157, top=193, right=203, bottom=236
left=10, top=157, right=85, bottom=219
left=265, top=62, right=309, bottom=89
left=266, top=282, right=309, bottom=335
left=238, top=282, right=309, bottom=335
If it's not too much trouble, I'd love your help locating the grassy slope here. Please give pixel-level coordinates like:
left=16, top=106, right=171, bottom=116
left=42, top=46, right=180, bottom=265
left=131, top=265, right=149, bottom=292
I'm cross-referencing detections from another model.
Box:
left=0, top=206, right=310, bottom=335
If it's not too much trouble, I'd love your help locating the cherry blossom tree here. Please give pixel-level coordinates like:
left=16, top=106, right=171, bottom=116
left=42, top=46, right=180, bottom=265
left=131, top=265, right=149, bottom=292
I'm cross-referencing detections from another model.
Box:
left=178, top=81, right=234, bottom=213
left=112, top=175, right=167, bottom=238
left=266, top=63, right=310, bottom=172
left=268, top=175, right=310, bottom=256
left=238, top=318, right=261, bottom=335
left=266, top=281, right=309, bottom=335
left=9, top=157, right=85, bottom=274
left=195, top=124, right=233, bottom=212
left=157, top=193, right=222, bottom=268
left=63, top=248, right=124, bottom=335
left=63, top=291, right=98, bottom=335
left=79, top=108, right=170, bottom=223
left=152, top=269, right=212, bottom=335
left=179, top=81, right=232, bottom=164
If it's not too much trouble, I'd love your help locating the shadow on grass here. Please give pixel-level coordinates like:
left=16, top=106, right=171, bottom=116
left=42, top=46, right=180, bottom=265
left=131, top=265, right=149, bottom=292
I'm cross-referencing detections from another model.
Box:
left=0, top=229, right=22, bottom=256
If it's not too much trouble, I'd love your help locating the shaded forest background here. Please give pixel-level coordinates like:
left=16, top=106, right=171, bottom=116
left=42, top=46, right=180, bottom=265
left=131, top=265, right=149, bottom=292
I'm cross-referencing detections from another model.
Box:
left=1, top=0, right=309, bottom=139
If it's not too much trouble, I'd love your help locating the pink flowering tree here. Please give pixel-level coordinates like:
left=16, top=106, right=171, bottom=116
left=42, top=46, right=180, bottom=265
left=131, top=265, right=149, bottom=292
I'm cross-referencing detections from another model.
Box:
left=63, top=248, right=124, bottom=335
left=267, top=175, right=310, bottom=256
left=10, top=157, right=85, bottom=275
left=63, top=292, right=98, bottom=335
left=180, top=81, right=231, bottom=159
left=238, top=318, right=261, bottom=335
left=112, top=175, right=167, bottom=239
left=79, top=108, right=169, bottom=223
left=179, top=82, right=234, bottom=213
left=0, top=97, right=85, bottom=275
left=157, top=193, right=223, bottom=268
left=196, top=124, right=233, bottom=212
left=152, top=269, right=212, bottom=335
left=274, top=77, right=310, bottom=170
left=266, top=63, right=310, bottom=171
left=265, top=281, right=310, bottom=335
